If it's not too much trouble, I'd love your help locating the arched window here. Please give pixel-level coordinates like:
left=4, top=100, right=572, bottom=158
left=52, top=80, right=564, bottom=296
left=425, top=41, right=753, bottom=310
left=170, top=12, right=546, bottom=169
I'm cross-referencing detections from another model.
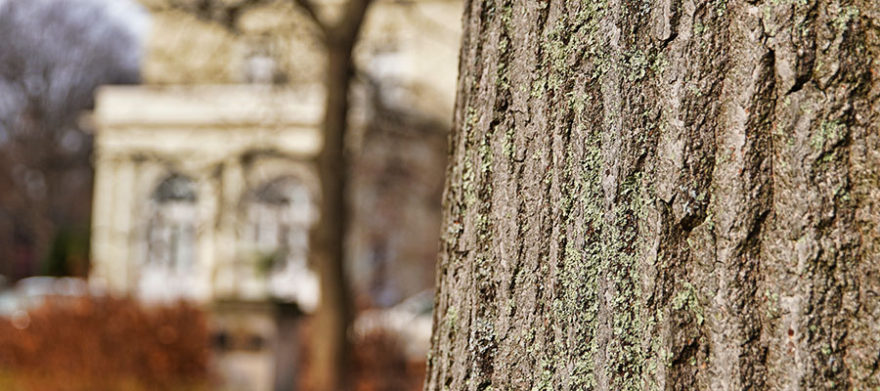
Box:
left=141, top=174, right=199, bottom=301
left=247, top=177, right=312, bottom=264
left=244, top=176, right=316, bottom=306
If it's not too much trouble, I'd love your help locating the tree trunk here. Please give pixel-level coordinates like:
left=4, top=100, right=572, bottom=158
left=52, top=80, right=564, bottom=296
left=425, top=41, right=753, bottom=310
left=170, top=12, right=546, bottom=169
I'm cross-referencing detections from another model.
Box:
left=310, top=0, right=373, bottom=385
left=426, top=1, right=879, bottom=390
left=311, top=42, right=356, bottom=391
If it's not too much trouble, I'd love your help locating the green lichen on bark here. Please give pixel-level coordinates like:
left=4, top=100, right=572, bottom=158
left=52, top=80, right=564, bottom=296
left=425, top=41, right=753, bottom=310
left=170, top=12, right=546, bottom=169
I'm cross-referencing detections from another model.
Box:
left=426, top=0, right=880, bottom=390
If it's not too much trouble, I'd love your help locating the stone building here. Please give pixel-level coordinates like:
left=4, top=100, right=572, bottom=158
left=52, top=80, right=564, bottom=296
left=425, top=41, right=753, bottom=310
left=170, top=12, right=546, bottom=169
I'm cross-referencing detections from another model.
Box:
left=90, top=85, right=323, bottom=308
left=136, top=0, right=462, bottom=308
left=90, top=85, right=324, bottom=390
left=90, top=0, right=462, bottom=388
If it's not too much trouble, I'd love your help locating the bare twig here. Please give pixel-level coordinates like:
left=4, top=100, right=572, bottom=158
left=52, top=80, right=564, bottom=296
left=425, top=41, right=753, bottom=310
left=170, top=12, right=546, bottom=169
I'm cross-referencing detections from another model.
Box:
left=157, top=0, right=276, bottom=33
left=290, top=0, right=328, bottom=37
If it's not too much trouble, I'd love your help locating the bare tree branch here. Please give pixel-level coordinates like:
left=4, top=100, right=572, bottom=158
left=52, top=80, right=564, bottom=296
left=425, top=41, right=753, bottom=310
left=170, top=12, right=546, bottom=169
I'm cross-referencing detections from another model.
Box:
left=329, top=0, right=373, bottom=44
left=290, top=0, right=327, bottom=38
left=156, top=0, right=276, bottom=34
left=153, top=0, right=332, bottom=43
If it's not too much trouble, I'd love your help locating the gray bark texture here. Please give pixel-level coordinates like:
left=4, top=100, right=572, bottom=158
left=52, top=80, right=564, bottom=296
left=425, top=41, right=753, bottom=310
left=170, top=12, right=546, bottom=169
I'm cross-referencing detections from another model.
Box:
left=425, top=0, right=880, bottom=390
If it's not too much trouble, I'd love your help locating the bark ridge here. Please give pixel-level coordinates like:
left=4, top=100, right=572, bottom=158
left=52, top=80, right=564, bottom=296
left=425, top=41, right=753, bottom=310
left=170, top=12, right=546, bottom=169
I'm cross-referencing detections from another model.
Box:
left=426, top=0, right=880, bottom=390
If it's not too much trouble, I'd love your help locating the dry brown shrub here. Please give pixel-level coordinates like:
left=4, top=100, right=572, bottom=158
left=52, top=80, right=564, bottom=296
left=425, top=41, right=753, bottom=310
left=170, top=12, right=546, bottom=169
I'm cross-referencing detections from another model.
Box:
left=296, top=317, right=425, bottom=391
left=0, top=296, right=210, bottom=391
left=352, top=330, right=425, bottom=391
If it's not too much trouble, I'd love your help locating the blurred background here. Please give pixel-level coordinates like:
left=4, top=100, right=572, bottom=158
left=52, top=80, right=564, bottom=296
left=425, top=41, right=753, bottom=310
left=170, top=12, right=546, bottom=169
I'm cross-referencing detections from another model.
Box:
left=0, top=0, right=461, bottom=389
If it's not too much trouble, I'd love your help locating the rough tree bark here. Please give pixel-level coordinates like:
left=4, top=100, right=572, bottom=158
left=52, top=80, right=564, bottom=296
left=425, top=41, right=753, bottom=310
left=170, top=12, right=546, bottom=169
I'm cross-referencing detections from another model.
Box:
left=426, top=0, right=879, bottom=390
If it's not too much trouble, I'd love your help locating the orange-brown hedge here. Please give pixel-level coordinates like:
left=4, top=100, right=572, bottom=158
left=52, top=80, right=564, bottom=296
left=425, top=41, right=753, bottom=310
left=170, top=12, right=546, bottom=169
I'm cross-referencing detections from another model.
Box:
left=0, top=296, right=210, bottom=391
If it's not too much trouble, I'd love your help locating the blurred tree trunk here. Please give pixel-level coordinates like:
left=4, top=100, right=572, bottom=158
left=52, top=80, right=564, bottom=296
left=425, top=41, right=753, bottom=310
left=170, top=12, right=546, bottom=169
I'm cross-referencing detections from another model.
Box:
left=426, top=0, right=879, bottom=390
left=310, top=28, right=356, bottom=391
left=309, top=1, right=372, bottom=390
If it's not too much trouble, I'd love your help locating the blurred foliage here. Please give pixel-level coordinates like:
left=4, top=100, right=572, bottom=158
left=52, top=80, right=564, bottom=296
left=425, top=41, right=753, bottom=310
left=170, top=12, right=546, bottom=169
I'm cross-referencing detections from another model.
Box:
left=0, top=296, right=210, bottom=391
left=40, top=227, right=90, bottom=277
left=296, top=319, right=424, bottom=391
left=254, top=249, right=285, bottom=277
left=352, top=330, right=425, bottom=391
left=0, top=0, right=144, bottom=280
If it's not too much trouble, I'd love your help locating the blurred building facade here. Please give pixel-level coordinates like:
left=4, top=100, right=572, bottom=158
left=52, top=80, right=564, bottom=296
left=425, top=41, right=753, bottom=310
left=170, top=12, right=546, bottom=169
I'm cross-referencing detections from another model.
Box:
left=90, top=85, right=323, bottom=390
left=134, top=0, right=461, bottom=308
left=89, top=0, right=461, bottom=389
left=90, top=85, right=323, bottom=309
